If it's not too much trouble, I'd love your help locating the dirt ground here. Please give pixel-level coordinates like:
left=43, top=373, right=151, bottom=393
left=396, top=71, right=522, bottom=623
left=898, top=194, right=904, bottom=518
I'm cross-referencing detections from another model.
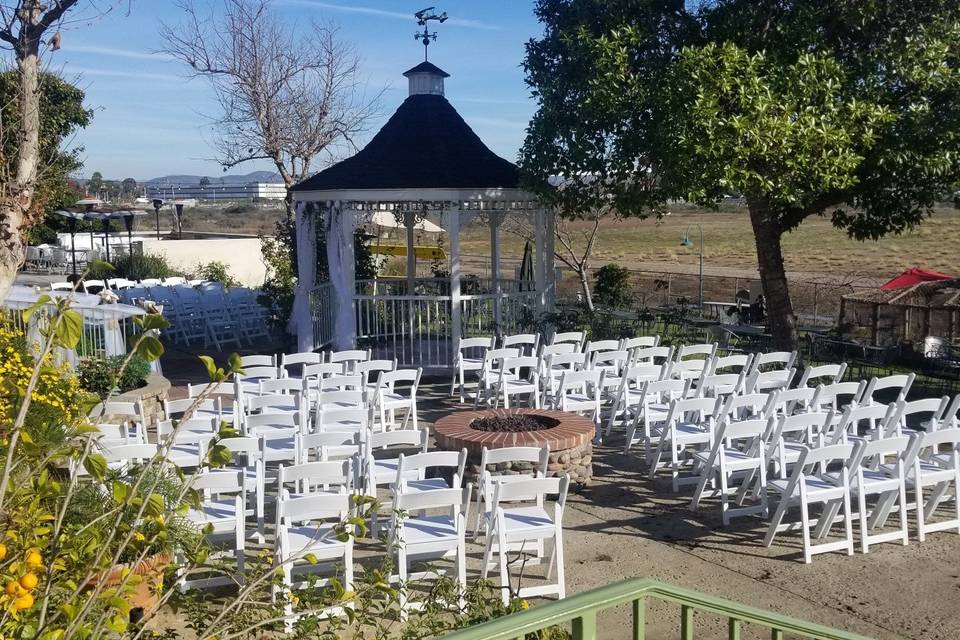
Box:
left=160, top=364, right=960, bottom=639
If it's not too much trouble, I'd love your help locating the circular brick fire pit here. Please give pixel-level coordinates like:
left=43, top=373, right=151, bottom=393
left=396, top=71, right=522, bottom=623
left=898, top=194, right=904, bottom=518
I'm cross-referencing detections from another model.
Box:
left=433, top=408, right=595, bottom=484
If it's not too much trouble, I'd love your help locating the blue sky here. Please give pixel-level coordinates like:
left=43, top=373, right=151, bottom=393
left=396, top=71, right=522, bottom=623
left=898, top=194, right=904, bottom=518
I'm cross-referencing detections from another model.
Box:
left=46, top=1, right=542, bottom=181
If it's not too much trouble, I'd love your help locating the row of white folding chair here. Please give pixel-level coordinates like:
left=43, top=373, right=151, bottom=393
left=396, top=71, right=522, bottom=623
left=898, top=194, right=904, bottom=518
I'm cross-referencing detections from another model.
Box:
left=89, top=400, right=148, bottom=446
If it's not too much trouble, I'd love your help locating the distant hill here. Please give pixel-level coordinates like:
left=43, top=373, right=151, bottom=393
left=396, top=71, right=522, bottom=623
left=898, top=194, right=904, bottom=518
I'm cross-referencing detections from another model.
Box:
left=143, top=171, right=282, bottom=186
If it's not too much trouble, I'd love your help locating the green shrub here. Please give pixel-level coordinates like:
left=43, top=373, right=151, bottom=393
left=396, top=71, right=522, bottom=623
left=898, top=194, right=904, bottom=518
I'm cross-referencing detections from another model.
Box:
left=88, top=252, right=185, bottom=281
left=77, top=354, right=151, bottom=398
left=194, top=260, right=240, bottom=287
left=593, top=263, right=634, bottom=309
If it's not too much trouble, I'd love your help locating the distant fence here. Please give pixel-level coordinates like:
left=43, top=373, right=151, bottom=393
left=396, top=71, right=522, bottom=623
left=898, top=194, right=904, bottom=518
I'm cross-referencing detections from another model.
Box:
left=556, top=268, right=876, bottom=328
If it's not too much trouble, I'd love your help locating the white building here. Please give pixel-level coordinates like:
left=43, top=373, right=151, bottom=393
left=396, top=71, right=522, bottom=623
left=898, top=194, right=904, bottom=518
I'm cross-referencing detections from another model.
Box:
left=145, top=182, right=287, bottom=202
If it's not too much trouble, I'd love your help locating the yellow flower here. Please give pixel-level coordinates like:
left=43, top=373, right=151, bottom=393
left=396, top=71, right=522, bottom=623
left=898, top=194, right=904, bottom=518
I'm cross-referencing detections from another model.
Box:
left=518, top=599, right=529, bottom=610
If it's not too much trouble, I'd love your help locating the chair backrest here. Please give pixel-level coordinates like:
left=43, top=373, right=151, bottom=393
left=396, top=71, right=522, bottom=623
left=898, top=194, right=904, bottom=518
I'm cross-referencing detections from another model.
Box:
left=94, top=400, right=144, bottom=420
left=277, top=491, right=350, bottom=526
left=640, top=378, right=688, bottom=403
left=622, top=364, right=666, bottom=387
left=259, top=378, right=303, bottom=395
left=584, top=339, right=620, bottom=354
left=281, top=351, right=322, bottom=370
left=540, top=342, right=576, bottom=359
left=278, top=460, right=353, bottom=495
left=316, top=406, right=369, bottom=432
left=632, top=345, right=675, bottom=367
left=798, top=363, right=847, bottom=388
left=855, top=434, right=917, bottom=472
left=367, top=429, right=428, bottom=454
left=500, top=356, right=539, bottom=380
left=710, top=353, right=754, bottom=375
left=245, top=393, right=299, bottom=414
left=550, top=331, right=585, bottom=349
left=770, top=412, right=833, bottom=448
left=316, top=389, right=365, bottom=410
left=240, top=366, right=279, bottom=381
left=492, top=475, right=569, bottom=514
left=938, top=394, right=960, bottom=429
left=480, top=445, right=550, bottom=476
left=557, top=368, right=602, bottom=393
left=396, top=449, right=467, bottom=488
left=771, top=386, right=822, bottom=416
left=240, top=354, right=276, bottom=368
left=245, top=411, right=300, bottom=435
left=620, top=336, right=659, bottom=351
left=356, top=359, right=397, bottom=382
left=319, top=374, right=363, bottom=391
left=483, top=348, right=521, bottom=370
left=328, top=349, right=371, bottom=371
left=458, top=336, right=496, bottom=352
left=303, top=363, right=345, bottom=380
left=831, top=403, right=899, bottom=444
left=191, top=469, right=244, bottom=498
left=676, top=343, right=717, bottom=361
left=716, top=416, right=771, bottom=449
left=157, top=417, right=218, bottom=439
left=752, top=350, right=797, bottom=372
left=208, top=435, right=262, bottom=467
left=720, top=392, right=776, bottom=421
left=670, top=359, right=710, bottom=381
left=100, top=443, right=159, bottom=465
left=164, top=397, right=220, bottom=421
left=665, top=396, right=718, bottom=426
left=745, top=368, right=795, bottom=394
left=815, top=380, right=866, bottom=410
left=794, top=442, right=857, bottom=479
left=544, top=352, right=586, bottom=372
left=50, top=281, right=73, bottom=291
left=894, top=396, right=949, bottom=433
left=394, top=486, right=468, bottom=514
left=590, top=349, right=630, bottom=371
left=377, top=368, right=422, bottom=391
left=188, top=381, right=234, bottom=398
left=863, top=373, right=915, bottom=403
left=915, top=428, right=960, bottom=461
left=298, top=431, right=361, bottom=462
left=697, top=372, right=745, bottom=398
left=501, top=333, right=540, bottom=356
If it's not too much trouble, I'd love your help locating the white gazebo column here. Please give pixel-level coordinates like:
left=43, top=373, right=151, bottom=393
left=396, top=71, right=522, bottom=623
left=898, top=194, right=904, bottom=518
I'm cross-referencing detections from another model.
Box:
left=326, top=200, right=357, bottom=350
left=444, top=209, right=462, bottom=355
left=290, top=200, right=316, bottom=351
left=405, top=211, right=417, bottom=294
left=534, top=208, right=547, bottom=312
left=490, top=210, right=502, bottom=326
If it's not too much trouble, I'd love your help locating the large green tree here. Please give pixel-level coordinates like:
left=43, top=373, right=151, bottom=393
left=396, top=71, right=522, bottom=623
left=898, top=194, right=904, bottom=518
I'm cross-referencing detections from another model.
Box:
left=521, top=0, right=960, bottom=350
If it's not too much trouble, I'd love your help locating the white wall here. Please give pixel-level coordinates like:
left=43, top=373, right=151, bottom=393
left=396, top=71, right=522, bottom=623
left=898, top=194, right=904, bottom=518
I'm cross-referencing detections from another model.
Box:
left=141, top=238, right=268, bottom=287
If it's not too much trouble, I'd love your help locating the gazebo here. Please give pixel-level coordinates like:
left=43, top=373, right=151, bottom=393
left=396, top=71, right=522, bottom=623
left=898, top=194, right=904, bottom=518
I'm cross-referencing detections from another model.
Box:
left=288, top=59, right=555, bottom=369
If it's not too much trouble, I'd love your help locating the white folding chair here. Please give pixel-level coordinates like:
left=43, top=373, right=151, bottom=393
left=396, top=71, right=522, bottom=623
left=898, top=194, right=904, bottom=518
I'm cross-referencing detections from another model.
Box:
left=389, top=486, right=470, bottom=620
left=157, top=418, right=217, bottom=469
left=316, top=406, right=370, bottom=435
left=624, top=378, right=688, bottom=456
left=280, top=351, right=323, bottom=379
left=374, top=368, right=422, bottom=431
left=363, top=429, right=429, bottom=534
left=689, top=416, right=771, bottom=524
left=98, top=443, right=160, bottom=471
left=259, top=378, right=304, bottom=396
left=648, top=396, right=719, bottom=491
left=540, top=352, right=586, bottom=407
left=670, top=358, right=710, bottom=382
left=763, top=412, right=834, bottom=480
left=278, top=459, right=353, bottom=497
left=90, top=400, right=147, bottom=444
left=770, top=386, right=822, bottom=417
left=201, top=436, right=266, bottom=540
left=496, top=356, right=540, bottom=409
left=763, top=443, right=857, bottom=563
left=274, top=491, right=354, bottom=626
left=245, top=413, right=302, bottom=464
left=357, top=358, right=398, bottom=401
left=745, top=368, right=796, bottom=395
left=716, top=392, right=776, bottom=425
left=862, top=373, right=915, bottom=405
left=481, top=476, right=569, bottom=605
left=888, top=397, right=948, bottom=436
left=709, top=353, right=754, bottom=376
left=450, top=337, right=494, bottom=403
left=475, top=348, right=521, bottom=408
left=180, top=471, right=245, bottom=590
left=829, top=402, right=901, bottom=445
left=850, top=434, right=919, bottom=553
left=620, top=336, right=660, bottom=353
left=473, top=445, right=550, bottom=538
left=675, top=343, right=718, bottom=361
left=552, top=369, right=603, bottom=425
left=909, top=428, right=960, bottom=542
left=695, top=372, right=745, bottom=400
left=631, top=346, right=674, bottom=368
left=164, top=396, right=222, bottom=424
left=603, top=364, right=666, bottom=438
left=584, top=339, right=620, bottom=359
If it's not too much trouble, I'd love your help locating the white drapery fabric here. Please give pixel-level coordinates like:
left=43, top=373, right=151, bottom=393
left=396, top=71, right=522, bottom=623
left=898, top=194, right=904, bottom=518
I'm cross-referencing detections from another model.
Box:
left=289, top=200, right=316, bottom=351
left=326, top=200, right=356, bottom=350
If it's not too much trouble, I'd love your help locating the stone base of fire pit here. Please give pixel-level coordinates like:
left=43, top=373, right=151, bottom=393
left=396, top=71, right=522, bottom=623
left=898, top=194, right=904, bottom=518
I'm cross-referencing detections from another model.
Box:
left=433, top=408, right=595, bottom=484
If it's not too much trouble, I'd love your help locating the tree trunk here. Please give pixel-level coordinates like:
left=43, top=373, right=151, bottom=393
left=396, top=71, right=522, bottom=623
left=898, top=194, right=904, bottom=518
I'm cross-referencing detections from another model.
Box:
left=747, top=196, right=798, bottom=351
left=0, top=36, right=41, bottom=303
left=578, top=267, right=594, bottom=312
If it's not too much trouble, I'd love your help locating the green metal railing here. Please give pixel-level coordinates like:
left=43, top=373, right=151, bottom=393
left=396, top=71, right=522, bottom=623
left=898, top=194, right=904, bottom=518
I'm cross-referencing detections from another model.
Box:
left=441, top=578, right=874, bottom=640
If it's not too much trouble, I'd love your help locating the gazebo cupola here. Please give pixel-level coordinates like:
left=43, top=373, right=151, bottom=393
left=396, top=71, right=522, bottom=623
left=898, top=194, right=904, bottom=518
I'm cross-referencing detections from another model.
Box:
left=288, top=44, right=554, bottom=369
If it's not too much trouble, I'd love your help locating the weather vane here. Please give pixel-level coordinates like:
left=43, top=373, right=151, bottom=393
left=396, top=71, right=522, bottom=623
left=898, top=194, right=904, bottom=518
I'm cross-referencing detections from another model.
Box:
left=414, top=7, right=448, bottom=61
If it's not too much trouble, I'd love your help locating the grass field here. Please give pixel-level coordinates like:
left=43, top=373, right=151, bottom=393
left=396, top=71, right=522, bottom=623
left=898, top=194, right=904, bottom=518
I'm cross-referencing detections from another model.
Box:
left=459, top=203, right=960, bottom=281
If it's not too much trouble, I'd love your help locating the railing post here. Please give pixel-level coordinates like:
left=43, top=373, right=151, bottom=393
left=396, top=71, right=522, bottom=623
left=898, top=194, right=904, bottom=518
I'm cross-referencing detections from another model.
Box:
left=681, top=605, right=694, bottom=640
left=728, top=618, right=740, bottom=640
left=572, top=611, right=597, bottom=640
left=632, top=597, right=646, bottom=640
left=770, top=629, right=784, bottom=640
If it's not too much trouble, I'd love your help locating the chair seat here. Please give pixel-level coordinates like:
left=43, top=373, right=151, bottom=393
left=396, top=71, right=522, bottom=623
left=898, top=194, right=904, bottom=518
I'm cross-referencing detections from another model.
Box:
left=768, top=477, right=844, bottom=501
left=851, top=469, right=899, bottom=494
left=261, top=437, right=296, bottom=461
left=691, top=447, right=759, bottom=469
left=284, top=523, right=349, bottom=557
left=402, top=514, right=459, bottom=545
left=500, top=506, right=555, bottom=539
left=168, top=444, right=202, bottom=467
left=400, top=478, right=451, bottom=494
left=188, top=498, right=240, bottom=533
left=661, top=421, right=711, bottom=443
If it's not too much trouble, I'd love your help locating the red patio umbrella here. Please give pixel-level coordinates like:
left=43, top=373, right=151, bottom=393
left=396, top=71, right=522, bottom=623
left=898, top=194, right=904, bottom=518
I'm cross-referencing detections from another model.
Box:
left=880, top=267, right=953, bottom=291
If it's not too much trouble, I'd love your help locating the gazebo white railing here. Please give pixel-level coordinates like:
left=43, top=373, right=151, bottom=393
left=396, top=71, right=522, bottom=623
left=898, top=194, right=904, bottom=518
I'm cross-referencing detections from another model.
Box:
left=310, top=276, right=541, bottom=369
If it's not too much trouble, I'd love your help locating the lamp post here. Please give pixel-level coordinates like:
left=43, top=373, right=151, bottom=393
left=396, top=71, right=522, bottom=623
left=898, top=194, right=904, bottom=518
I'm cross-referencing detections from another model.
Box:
left=680, top=223, right=704, bottom=309
left=152, top=199, right=163, bottom=240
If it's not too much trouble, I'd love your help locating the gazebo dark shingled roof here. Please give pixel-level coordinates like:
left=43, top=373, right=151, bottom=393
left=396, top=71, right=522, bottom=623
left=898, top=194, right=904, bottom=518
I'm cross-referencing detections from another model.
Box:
left=291, top=93, right=520, bottom=192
